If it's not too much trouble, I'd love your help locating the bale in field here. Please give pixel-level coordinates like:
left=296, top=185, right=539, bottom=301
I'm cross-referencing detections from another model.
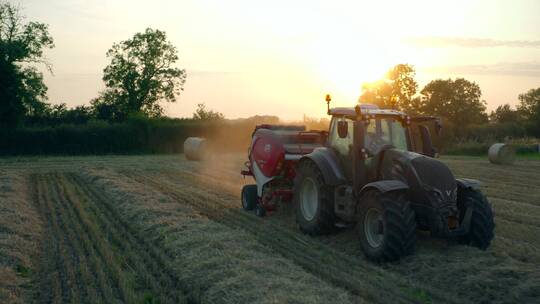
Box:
left=488, top=143, right=516, bottom=165
left=184, top=137, right=208, bottom=161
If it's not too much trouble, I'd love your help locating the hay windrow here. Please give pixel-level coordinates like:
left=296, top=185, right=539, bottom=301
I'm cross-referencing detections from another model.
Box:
left=80, top=168, right=356, bottom=304
left=0, top=172, right=42, bottom=304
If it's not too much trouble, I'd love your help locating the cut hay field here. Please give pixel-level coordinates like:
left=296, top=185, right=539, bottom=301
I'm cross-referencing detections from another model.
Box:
left=0, top=154, right=539, bottom=303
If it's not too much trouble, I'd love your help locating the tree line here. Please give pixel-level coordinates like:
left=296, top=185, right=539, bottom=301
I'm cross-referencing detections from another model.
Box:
left=360, top=64, right=540, bottom=138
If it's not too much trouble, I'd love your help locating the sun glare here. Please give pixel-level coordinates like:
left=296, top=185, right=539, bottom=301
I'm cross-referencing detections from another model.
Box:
left=307, top=28, right=393, bottom=106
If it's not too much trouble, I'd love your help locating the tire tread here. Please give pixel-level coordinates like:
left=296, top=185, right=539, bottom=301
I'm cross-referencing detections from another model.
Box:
left=359, top=191, right=416, bottom=262
left=294, top=160, right=336, bottom=235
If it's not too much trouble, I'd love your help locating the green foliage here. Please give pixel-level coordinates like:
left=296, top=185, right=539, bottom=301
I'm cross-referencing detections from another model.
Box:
left=517, top=87, right=540, bottom=135
left=192, top=103, right=224, bottom=120
left=360, top=64, right=418, bottom=110
left=15, top=264, right=31, bottom=278
left=517, top=87, right=540, bottom=120
left=445, top=138, right=539, bottom=156
left=25, top=103, right=92, bottom=126
left=0, top=117, right=253, bottom=155
left=0, top=2, right=54, bottom=127
left=489, top=103, right=522, bottom=124
left=418, top=78, right=488, bottom=128
left=444, top=141, right=491, bottom=156
left=92, top=28, right=186, bottom=120
left=0, top=119, right=188, bottom=155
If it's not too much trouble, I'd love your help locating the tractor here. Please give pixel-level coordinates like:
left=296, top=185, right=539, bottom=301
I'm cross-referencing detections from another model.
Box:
left=240, top=96, right=495, bottom=262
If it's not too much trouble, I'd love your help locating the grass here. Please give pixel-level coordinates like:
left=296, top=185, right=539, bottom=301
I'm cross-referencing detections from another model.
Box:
left=0, top=172, right=43, bottom=304
left=516, top=152, right=540, bottom=160
left=445, top=138, right=539, bottom=156
left=0, top=154, right=539, bottom=303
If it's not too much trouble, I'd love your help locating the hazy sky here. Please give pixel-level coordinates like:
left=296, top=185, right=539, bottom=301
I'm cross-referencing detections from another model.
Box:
left=20, top=0, right=540, bottom=120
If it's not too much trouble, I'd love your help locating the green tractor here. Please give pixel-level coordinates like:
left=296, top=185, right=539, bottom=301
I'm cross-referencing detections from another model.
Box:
left=295, top=97, right=494, bottom=262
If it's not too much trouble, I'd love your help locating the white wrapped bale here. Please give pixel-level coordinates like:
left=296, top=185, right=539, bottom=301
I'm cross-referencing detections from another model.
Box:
left=488, top=143, right=516, bottom=165
left=184, top=137, right=208, bottom=161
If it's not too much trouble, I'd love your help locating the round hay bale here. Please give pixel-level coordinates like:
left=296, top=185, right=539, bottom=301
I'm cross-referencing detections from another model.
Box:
left=488, top=143, right=515, bottom=165
left=184, top=137, right=208, bottom=161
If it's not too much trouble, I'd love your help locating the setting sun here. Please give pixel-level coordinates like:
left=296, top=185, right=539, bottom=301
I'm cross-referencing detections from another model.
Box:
left=309, top=32, right=391, bottom=105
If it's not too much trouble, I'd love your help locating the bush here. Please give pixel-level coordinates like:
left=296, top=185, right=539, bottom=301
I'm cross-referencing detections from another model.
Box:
left=0, top=116, right=287, bottom=155
left=0, top=118, right=200, bottom=155
left=445, top=138, right=539, bottom=156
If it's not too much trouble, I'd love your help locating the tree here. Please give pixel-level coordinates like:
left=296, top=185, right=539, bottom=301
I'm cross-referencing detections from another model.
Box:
left=90, top=91, right=125, bottom=121
left=517, top=87, right=540, bottom=135
left=359, top=64, right=418, bottom=111
left=517, top=88, right=540, bottom=122
left=92, top=28, right=186, bottom=120
left=489, top=104, right=521, bottom=124
left=0, top=2, right=54, bottom=127
left=192, top=103, right=224, bottom=120
left=417, top=78, right=488, bottom=126
left=25, top=103, right=91, bottom=125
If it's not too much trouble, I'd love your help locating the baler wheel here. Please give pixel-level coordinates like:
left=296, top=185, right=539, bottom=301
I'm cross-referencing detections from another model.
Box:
left=241, top=184, right=258, bottom=211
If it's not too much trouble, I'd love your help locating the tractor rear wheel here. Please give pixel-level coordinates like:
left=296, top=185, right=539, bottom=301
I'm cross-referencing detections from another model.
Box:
left=457, top=188, right=494, bottom=250
left=294, top=160, right=336, bottom=235
left=357, top=190, right=416, bottom=262
left=241, top=184, right=258, bottom=211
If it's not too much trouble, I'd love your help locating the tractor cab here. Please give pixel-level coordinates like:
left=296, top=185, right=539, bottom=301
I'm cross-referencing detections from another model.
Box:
left=325, top=104, right=441, bottom=185
left=327, top=105, right=440, bottom=158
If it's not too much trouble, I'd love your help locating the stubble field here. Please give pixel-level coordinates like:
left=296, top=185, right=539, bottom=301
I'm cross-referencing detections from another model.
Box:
left=0, top=154, right=539, bottom=303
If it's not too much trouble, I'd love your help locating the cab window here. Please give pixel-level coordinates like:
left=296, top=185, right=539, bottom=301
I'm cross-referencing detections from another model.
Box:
left=329, top=117, right=354, bottom=157
left=365, top=117, right=408, bottom=153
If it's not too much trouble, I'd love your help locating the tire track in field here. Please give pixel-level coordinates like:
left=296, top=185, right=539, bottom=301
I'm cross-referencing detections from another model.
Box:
left=124, top=170, right=460, bottom=304
left=31, top=173, right=193, bottom=304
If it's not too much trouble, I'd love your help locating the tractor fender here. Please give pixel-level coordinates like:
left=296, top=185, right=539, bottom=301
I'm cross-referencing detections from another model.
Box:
left=300, top=147, right=346, bottom=186
left=456, top=178, right=482, bottom=191
left=359, top=180, right=409, bottom=196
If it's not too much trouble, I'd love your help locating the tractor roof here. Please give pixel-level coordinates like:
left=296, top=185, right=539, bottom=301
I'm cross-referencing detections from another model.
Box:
left=329, top=104, right=406, bottom=118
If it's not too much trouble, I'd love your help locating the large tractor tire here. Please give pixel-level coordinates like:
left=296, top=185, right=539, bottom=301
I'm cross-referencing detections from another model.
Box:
left=457, top=188, right=494, bottom=250
left=241, top=184, right=258, bottom=211
left=293, top=160, right=336, bottom=235
left=357, top=190, right=416, bottom=262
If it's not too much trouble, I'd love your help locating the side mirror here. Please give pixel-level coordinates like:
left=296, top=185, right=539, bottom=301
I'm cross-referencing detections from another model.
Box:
left=419, top=125, right=437, bottom=157
left=337, top=121, right=348, bottom=138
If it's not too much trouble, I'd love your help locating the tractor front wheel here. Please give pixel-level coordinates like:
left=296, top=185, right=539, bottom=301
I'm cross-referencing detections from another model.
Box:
left=357, top=190, right=416, bottom=262
left=457, top=188, right=494, bottom=250
left=294, top=160, right=336, bottom=235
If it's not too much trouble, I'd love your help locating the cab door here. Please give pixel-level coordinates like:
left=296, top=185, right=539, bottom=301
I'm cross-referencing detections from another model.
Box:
left=409, top=117, right=442, bottom=157
left=328, top=117, right=354, bottom=180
